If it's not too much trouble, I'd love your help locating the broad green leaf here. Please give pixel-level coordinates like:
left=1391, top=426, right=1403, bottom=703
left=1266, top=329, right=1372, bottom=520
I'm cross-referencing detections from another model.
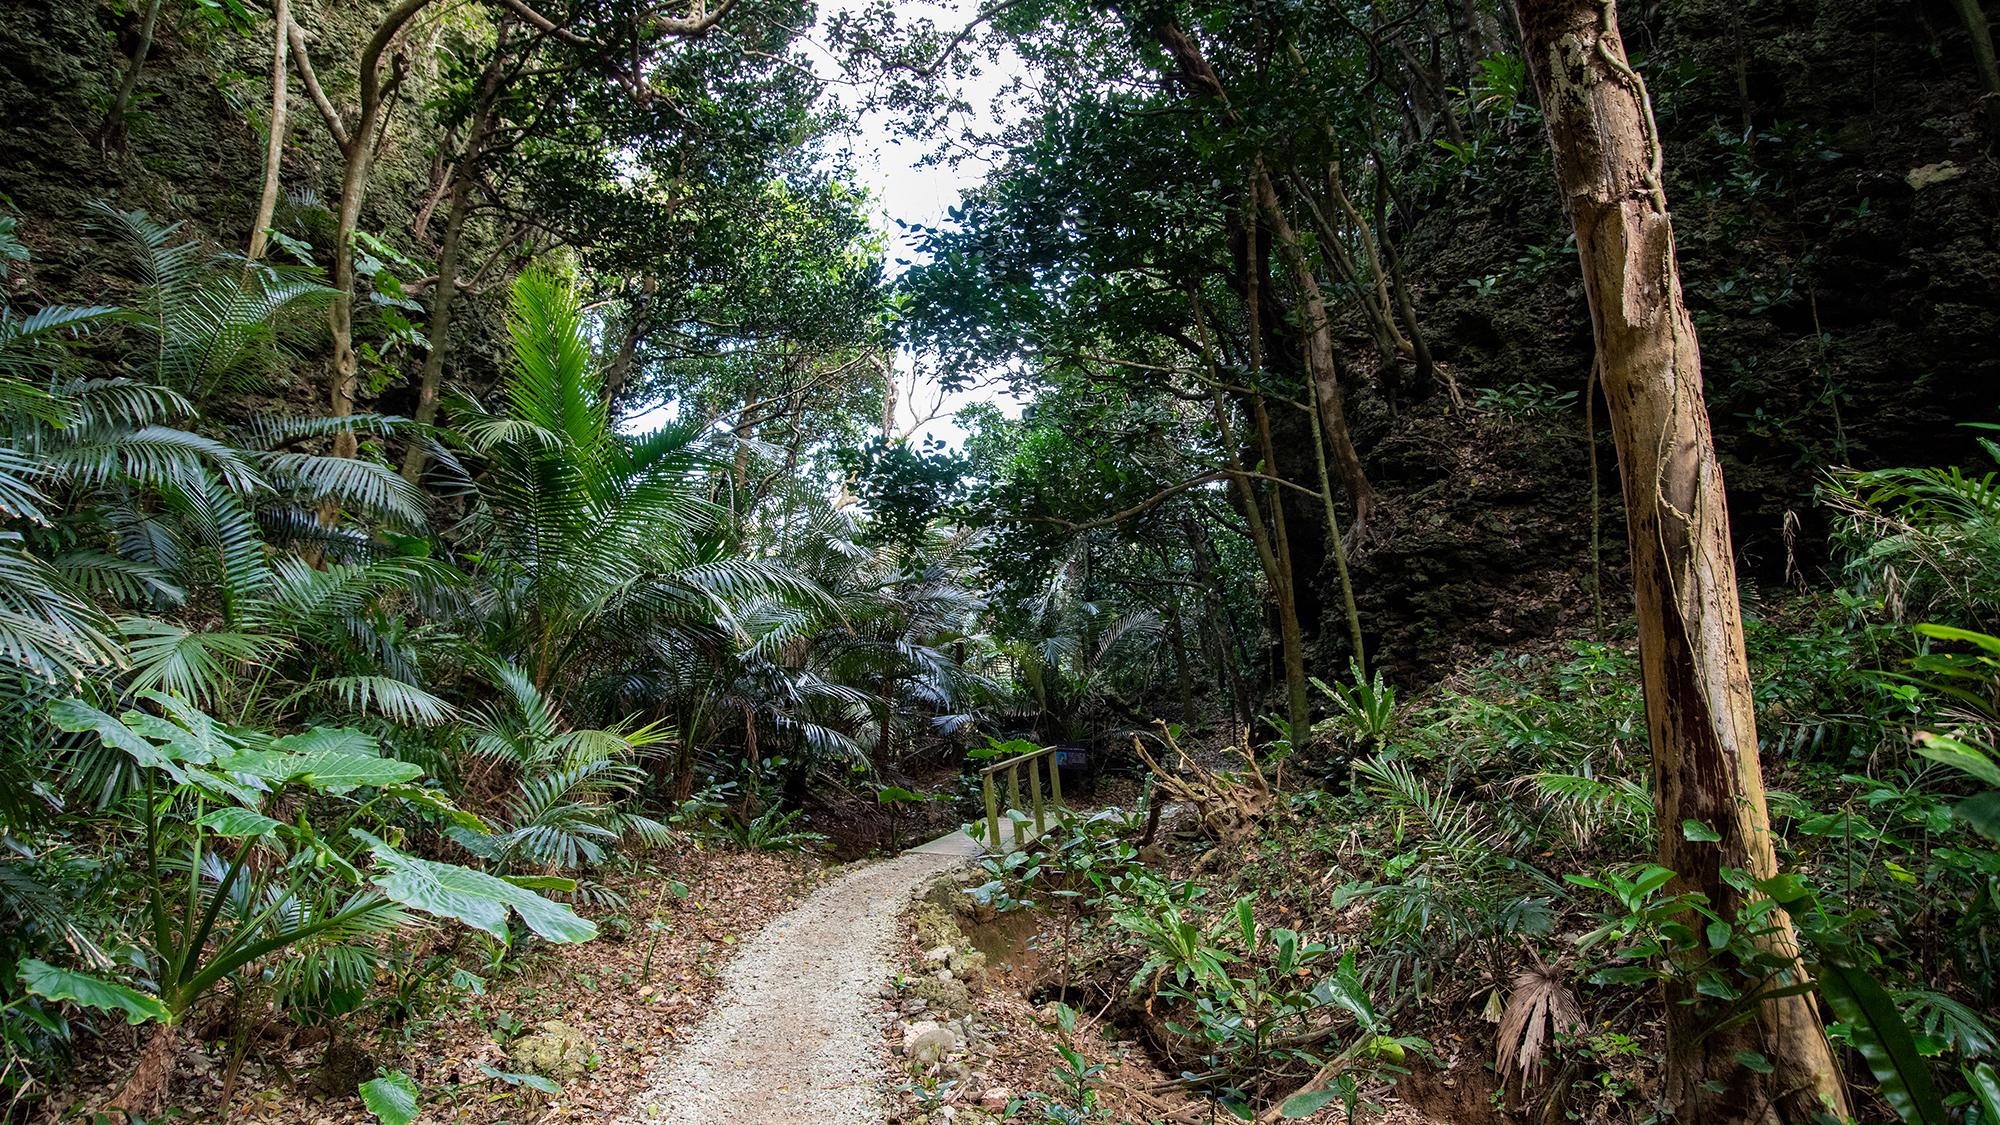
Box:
left=1914, top=624, right=2000, bottom=654
left=359, top=1069, right=420, bottom=1125
left=269, top=727, right=380, bottom=757
left=1280, top=1088, right=1341, bottom=1118
left=1818, top=963, right=1947, bottom=1125
left=18, top=959, right=168, bottom=1025
left=1914, top=733, right=2000, bottom=788
left=1966, top=1062, right=2000, bottom=1125
left=381, top=782, right=485, bottom=831
left=356, top=831, right=595, bottom=943
left=1735, top=1050, right=1774, bottom=1074
left=1682, top=819, right=1723, bottom=842
left=198, top=807, right=281, bottom=837
left=45, top=699, right=191, bottom=784
left=503, top=874, right=578, bottom=892
left=1957, top=792, right=2000, bottom=843
left=218, top=735, right=421, bottom=793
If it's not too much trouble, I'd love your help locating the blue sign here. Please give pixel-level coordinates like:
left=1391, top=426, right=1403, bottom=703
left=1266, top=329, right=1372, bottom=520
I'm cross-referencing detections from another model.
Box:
left=1056, top=749, right=1087, bottom=767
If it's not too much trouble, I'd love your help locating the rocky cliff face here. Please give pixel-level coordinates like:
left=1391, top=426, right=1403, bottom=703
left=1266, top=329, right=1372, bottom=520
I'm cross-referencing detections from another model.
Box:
left=0, top=0, right=510, bottom=421
left=1276, top=0, right=1996, bottom=682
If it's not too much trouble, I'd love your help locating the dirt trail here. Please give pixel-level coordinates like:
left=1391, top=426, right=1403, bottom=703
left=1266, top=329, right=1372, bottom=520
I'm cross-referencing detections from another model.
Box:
left=626, top=848, right=968, bottom=1125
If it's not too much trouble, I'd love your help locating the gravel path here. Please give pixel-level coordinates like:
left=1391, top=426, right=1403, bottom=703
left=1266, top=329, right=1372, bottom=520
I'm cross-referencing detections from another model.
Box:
left=627, top=849, right=969, bottom=1125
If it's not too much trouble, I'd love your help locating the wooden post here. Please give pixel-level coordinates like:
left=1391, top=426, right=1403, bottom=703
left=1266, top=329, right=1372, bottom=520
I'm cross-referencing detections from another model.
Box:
left=1050, top=748, right=1064, bottom=811
left=1031, top=754, right=1045, bottom=836
left=1008, top=766, right=1022, bottom=849
left=984, top=772, right=1001, bottom=854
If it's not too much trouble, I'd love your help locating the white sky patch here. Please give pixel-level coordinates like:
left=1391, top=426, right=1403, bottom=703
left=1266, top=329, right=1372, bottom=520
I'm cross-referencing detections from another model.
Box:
left=624, top=0, right=1027, bottom=444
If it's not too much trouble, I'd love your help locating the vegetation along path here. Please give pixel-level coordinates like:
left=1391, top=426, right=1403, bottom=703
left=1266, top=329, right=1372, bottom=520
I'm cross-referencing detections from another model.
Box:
left=627, top=848, right=969, bottom=1124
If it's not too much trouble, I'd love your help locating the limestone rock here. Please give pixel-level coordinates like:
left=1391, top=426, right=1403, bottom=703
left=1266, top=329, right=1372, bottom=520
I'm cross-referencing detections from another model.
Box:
left=1907, top=162, right=1964, bottom=191
left=510, top=1020, right=595, bottom=1081
left=909, top=974, right=971, bottom=1015
left=902, top=1021, right=959, bottom=1066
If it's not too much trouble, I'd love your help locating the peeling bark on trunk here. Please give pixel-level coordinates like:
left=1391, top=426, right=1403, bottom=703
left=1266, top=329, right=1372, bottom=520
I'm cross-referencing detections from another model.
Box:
left=1513, top=0, right=1849, bottom=1119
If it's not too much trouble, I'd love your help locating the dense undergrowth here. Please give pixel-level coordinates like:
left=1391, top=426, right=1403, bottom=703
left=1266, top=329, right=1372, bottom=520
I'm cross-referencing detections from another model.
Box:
left=941, top=448, right=2000, bottom=1124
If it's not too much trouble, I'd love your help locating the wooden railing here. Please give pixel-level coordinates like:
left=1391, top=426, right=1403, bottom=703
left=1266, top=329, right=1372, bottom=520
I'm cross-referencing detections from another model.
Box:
left=978, top=744, right=1065, bottom=853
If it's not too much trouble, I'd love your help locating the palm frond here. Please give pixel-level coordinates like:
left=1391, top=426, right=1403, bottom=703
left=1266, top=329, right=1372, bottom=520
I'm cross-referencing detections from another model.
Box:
left=0, top=544, right=125, bottom=682
left=321, top=675, right=456, bottom=726
left=119, top=616, right=277, bottom=705
left=258, top=452, right=427, bottom=531
left=54, top=551, right=184, bottom=605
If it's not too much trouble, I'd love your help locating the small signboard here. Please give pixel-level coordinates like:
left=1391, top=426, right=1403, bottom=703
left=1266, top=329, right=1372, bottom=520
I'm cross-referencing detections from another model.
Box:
left=1056, top=747, right=1087, bottom=768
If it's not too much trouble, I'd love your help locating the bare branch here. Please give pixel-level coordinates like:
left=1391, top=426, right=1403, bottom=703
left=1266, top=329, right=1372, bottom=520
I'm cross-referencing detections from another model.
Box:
left=287, top=19, right=350, bottom=148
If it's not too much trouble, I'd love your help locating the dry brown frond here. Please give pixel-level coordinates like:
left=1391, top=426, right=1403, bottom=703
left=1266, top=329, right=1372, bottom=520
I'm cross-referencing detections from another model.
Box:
left=1495, top=962, right=1582, bottom=1088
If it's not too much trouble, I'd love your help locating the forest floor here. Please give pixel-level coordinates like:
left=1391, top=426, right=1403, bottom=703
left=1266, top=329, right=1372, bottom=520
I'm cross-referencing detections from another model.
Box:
left=41, top=847, right=829, bottom=1124
left=45, top=789, right=1456, bottom=1125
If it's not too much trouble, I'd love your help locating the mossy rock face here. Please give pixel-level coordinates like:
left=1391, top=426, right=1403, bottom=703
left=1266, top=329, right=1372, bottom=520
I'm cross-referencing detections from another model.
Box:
left=911, top=900, right=965, bottom=952
left=509, top=1020, right=595, bottom=1081
left=909, top=975, right=971, bottom=1015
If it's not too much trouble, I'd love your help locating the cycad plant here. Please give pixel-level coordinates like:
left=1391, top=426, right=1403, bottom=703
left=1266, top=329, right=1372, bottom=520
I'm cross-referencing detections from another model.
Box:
left=444, top=661, right=672, bottom=901
left=85, top=202, right=336, bottom=403
left=445, top=268, right=830, bottom=701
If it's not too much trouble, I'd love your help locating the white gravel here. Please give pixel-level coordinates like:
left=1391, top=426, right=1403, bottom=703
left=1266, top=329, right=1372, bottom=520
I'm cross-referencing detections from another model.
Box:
left=626, top=849, right=968, bottom=1125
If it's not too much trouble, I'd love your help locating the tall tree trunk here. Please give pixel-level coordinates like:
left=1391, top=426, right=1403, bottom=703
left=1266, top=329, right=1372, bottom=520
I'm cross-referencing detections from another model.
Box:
left=402, top=30, right=506, bottom=481
left=1186, top=516, right=1252, bottom=741
left=291, top=0, right=436, bottom=457
left=1167, top=594, right=1194, bottom=724
left=246, top=0, right=291, bottom=261
left=1513, top=0, right=1848, bottom=1119
left=1250, top=393, right=1310, bottom=741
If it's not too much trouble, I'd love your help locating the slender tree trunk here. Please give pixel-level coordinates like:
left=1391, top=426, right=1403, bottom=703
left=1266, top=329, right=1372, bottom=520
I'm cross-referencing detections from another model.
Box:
left=1514, top=0, right=1848, bottom=1119
left=877, top=670, right=896, bottom=773
left=292, top=0, right=436, bottom=457
left=1326, top=163, right=1415, bottom=368
left=1192, top=275, right=1308, bottom=745
left=1168, top=598, right=1194, bottom=723
left=1187, top=516, right=1252, bottom=741
left=1371, top=162, right=1435, bottom=391
left=401, top=33, right=506, bottom=481
left=1306, top=386, right=1366, bottom=676
left=1251, top=393, right=1310, bottom=740
left=602, top=278, right=656, bottom=409
left=104, top=0, right=165, bottom=148
left=247, top=0, right=290, bottom=261
left=400, top=174, right=471, bottom=479
left=1253, top=168, right=1375, bottom=542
